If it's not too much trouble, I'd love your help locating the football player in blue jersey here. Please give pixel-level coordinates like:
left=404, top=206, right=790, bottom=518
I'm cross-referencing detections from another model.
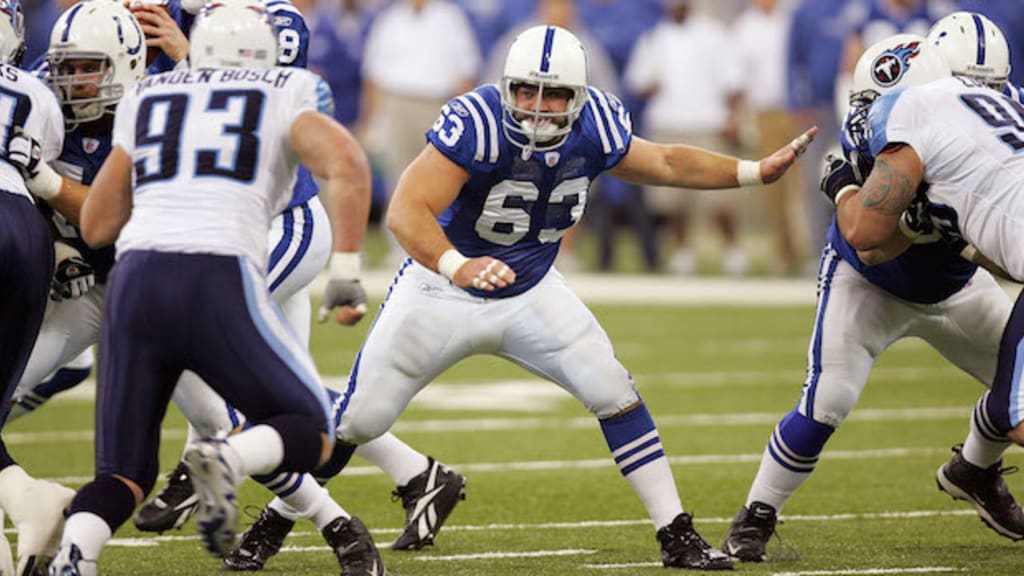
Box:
left=722, top=33, right=1024, bottom=563
left=282, top=24, right=810, bottom=571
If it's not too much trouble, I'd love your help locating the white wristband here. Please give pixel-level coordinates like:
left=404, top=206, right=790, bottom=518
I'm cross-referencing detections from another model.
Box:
left=834, top=185, right=858, bottom=206
left=28, top=162, right=62, bottom=201
left=437, top=248, right=469, bottom=281
left=737, top=160, right=762, bottom=187
left=327, top=251, right=361, bottom=279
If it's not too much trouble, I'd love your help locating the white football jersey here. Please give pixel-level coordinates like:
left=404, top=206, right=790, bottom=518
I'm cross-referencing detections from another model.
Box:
left=0, top=63, right=64, bottom=201
left=868, top=76, right=1024, bottom=280
left=112, top=67, right=322, bottom=268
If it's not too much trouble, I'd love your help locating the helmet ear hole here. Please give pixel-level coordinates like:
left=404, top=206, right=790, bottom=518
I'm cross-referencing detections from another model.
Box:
left=927, top=11, right=1011, bottom=91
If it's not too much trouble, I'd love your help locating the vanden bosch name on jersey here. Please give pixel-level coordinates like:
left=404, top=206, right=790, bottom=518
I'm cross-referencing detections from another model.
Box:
left=135, top=68, right=295, bottom=93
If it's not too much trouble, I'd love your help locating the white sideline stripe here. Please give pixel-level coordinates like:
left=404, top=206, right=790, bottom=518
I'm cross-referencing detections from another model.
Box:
left=105, top=510, right=978, bottom=548
left=50, top=446, right=982, bottom=485
left=11, top=405, right=974, bottom=446
left=413, top=549, right=597, bottom=561
left=771, top=568, right=963, bottom=576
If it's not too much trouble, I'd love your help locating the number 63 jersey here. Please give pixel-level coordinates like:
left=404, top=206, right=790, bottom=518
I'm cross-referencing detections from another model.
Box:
left=111, top=67, right=323, bottom=270
left=428, top=84, right=631, bottom=298
left=867, top=76, right=1024, bottom=281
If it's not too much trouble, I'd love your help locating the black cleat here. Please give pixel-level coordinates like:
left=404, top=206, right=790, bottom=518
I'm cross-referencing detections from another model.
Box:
left=657, top=512, right=734, bottom=570
left=721, top=501, right=778, bottom=562
left=390, top=457, right=466, bottom=551
left=323, top=516, right=385, bottom=576
left=133, top=461, right=199, bottom=533
left=222, top=507, right=296, bottom=571
left=937, top=444, right=1024, bottom=541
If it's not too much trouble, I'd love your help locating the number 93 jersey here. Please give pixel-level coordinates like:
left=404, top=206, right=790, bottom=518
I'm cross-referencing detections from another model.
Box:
left=111, top=67, right=323, bottom=270
left=868, top=76, right=1024, bottom=280
left=428, top=84, right=631, bottom=298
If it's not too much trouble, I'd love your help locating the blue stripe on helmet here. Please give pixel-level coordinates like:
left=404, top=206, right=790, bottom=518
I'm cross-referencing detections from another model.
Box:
left=972, top=13, right=986, bottom=66
left=60, top=2, right=85, bottom=42
left=540, top=26, right=555, bottom=73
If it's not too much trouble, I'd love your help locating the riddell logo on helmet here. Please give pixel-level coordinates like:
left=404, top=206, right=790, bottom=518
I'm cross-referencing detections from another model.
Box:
left=528, top=70, right=560, bottom=80
left=872, top=41, right=921, bottom=87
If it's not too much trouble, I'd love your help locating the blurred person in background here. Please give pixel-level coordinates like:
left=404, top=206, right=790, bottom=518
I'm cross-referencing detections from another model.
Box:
left=579, top=0, right=663, bottom=272
left=359, top=0, right=480, bottom=269
left=625, top=0, right=748, bottom=276
left=735, top=0, right=807, bottom=276
left=787, top=0, right=864, bottom=269
left=453, top=0, right=525, bottom=65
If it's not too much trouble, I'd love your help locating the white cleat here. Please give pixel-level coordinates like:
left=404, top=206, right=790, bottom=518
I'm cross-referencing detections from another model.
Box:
left=184, top=440, right=241, bottom=558
left=47, top=544, right=95, bottom=576
left=0, top=467, right=75, bottom=576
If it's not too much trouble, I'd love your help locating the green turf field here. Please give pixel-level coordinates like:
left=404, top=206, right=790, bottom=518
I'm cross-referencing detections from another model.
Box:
left=9, top=302, right=1022, bottom=575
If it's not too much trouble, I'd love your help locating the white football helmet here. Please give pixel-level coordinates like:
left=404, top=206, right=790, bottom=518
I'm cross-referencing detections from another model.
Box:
left=46, top=0, right=147, bottom=129
left=851, top=33, right=951, bottom=109
left=927, top=11, right=1010, bottom=91
left=0, top=0, right=24, bottom=66
left=501, top=25, right=588, bottom=158
left=189, top=1, right=278, bottom=70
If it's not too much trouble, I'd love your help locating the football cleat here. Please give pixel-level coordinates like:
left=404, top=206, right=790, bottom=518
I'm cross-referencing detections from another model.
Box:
left=184, top=439, right=241, bottom=558
left=133, top=461, right=198, bottom=533
left=222, top=507, right=295, bottom=571
left=721, top=501, right=778, bottom=562
left=390, top=457, right=466, bottom=551
left=322, top=516, right=385, bottom=576
left=0, top=470, right=75, bottom=576
left=657, top=512, right=734, bottom=571
left=937, top=444, right=1024, bottom=541
left=46, top=544, right=94, bottom=576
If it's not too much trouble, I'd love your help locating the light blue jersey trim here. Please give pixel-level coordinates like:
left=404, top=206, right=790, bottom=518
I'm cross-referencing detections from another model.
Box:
left=237, top=257, right=332, bottom=431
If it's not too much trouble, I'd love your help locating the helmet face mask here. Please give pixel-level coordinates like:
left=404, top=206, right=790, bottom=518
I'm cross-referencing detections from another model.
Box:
left=927, top=11, right=1010, bottom=92
left=0, top=0, right=23, bottom=66
left=500, top=25, right=588, bottom=158
left=188, top=1, right=278, bottom=70
left=46, top=0, right=147, bottom=129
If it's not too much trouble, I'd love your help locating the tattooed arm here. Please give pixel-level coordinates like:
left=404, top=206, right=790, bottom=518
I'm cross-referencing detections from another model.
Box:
left=836, top=145, right=923, bottom=264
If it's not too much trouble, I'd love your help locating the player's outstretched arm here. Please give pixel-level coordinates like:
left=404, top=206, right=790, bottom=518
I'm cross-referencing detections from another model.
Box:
left=5, top=127, right=89, bottom=225
left=80, top=146, right=134, bottom=248
left=290, top=111, right=372, bottom=325
left=608, top=127, right=816, bottom=189
left=386, top=144, right=516, bottom=292
left=833, top=145, right=922, bottom=262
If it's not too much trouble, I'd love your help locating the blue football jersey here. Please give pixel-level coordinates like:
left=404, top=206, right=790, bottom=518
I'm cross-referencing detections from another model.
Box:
left=428, top=85, right=631, bottom=298
left=43, top=126, right=117, bottom=283
left=830, top=100, right=975, bottom=304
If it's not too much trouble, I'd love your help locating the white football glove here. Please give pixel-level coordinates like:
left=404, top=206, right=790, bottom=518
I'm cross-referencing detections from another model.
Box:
left=6, top=127, right=62, bottom=200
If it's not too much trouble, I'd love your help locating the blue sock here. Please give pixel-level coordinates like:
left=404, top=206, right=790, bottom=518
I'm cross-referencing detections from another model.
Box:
left=768, top=410, right=835, bottom=473
left=600, top=403, right=664, bottom=477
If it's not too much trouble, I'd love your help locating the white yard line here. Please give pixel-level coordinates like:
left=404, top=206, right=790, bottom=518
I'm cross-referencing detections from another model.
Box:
left=770, top=568, right=963, bottom=576
left=103, top=509, right=979, bottom=547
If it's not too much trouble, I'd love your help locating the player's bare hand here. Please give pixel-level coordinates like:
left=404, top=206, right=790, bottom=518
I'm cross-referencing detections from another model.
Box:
left=318, top=278, right=367, bottom=326
left=133, top=5, right=189, bottom=63
left=760, top=126, right=818, bottom=184
left=453, top=257, right=516, bottom=291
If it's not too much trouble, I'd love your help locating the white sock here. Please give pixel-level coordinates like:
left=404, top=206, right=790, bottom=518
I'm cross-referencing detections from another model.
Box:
left=226, top=425, right=284, bottom=476
left=621, top=460, right=683, bottom=530
left=354, top=432, right=429, bottom=487
left=962, top=428, right=1011, bottom=469
left=276, top=478, right=349, bottom=528
left=61, top=512, right=111, bottom=564
left=268, top=497, right=300, bottom=521
left=745, top=445, right=810, bottom=513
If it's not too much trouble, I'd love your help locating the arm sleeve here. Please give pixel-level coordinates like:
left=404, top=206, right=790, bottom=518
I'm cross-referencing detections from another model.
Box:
left=41, top=90, right=65, bottom=164
left=867, top=88, right=933, bottom=163
left=585, top=87, right=633, bottom=170
left=281, top=71, right=322, bottom=128
left=111, top=93, right=138, bottom=155
left=271, top=5, right=311, bottom=68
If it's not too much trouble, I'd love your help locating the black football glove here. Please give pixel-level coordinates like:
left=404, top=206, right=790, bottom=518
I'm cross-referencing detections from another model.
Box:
left=51, top=255, right=96, bottom=302
left=820, top=153, right=859, bottom=204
